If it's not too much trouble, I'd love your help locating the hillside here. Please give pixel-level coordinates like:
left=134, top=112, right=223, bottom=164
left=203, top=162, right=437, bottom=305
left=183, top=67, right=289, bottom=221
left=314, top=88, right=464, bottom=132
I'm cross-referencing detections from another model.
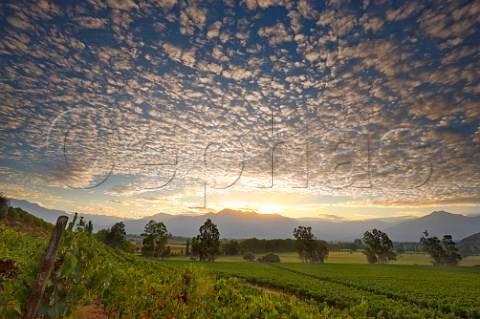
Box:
left=458, top=232, right=480, bottom=255
left=8, top=199, right=480, bottom=242
left=384, top=211, right=480, bottom=242
left=0, top=207, right=359, bottom=319
left=9, top=199, right=127, bottom=232
left=0, top=205, right=53, bottom=236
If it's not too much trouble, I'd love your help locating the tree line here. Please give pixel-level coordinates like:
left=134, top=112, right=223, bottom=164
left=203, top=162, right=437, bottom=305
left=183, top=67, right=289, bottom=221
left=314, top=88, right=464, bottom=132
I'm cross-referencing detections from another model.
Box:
left=0, top=192, right=463, bottom=266
left=93, top=219, right=464, bottom=266
left=361, top=228, right=462, bottom=266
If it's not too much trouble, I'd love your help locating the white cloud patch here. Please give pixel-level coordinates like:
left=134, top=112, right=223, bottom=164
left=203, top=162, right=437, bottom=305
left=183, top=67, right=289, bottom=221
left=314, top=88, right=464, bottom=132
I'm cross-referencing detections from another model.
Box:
left=258, top=22, right=293, bottom=46
left=106, top=0, right=139, bottom=11
left=154, top=0, right=177, bottom=11
left=386, top=2, right=421, bottom=21
left=75, top=17, right=107, bottom=29
left=207, top=21, right=222, bottom=39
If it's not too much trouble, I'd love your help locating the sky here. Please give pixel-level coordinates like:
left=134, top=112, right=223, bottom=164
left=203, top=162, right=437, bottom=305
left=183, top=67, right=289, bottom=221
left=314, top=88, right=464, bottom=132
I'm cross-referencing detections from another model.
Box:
left=0, top=0, right=479, bottom=220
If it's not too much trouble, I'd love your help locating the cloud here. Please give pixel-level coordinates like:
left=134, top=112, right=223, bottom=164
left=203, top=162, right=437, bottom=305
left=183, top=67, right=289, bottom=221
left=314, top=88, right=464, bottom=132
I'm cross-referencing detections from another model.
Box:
left=297, top=0, right=317, bottom=19
left=75, top=17, right=108, bottom=29
left=162, top=43, right=196, bottom=67
left=106, top=0, right=138, bottom=10
left=207, top=21, right=222, bottom=39
left=315, top=213, right=345, bottom=221
left=7, top=16, right=33, bottom=30
left=345, top=197, right=480, bottom=209
left=154, top=0, right=177, bottom=11
left=180, top=5, right=208, bottom=34
left=185, top=5, right=208, bottom=29
left=258, top=22, right=293, bottom=46
left=360, top=15, right=384, bottom=33
left=0, top=0, right=478, bottom=218
left=222, top=66, right=255, bottom=81
left=386, top=2, right=421, bottom=21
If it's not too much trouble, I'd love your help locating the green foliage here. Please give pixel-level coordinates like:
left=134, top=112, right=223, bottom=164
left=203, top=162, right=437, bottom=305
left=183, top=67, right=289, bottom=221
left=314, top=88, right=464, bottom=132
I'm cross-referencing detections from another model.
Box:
left=185, top=238, right=190, bottom=256
left=96, top=222, right=134, bottom=253
left=0, top=192, right=8, bottom=221
left=0, top=203, right=52, bottom=233
left=197, top=261, right=480, bottom=319
left=259, top=253, right=280, bottom=263
left=7, top=207, right=17, bottom=219
left=0, top=192, right=8, bottom=208
left=222, top=239, right=240, bottom=255
left=311, top=240, right=329, bottom=263
left=1, top=214, right=372, bottom=318
left=0, top=213, right=107, bottom=318
left=195, top=219, right=220, bottom=262
left=421, top=231, right=462, bottom=266
left=94, top=229, right=109, bottom=244
left=2, top=204, right=478, bottom=319
left=243, top=252, right=255, bottom=262
left=363, top=229, right=396, bottom=264
left=106, top=222, right=127, bottom=249
left=239, top=238, right=297, bottom=254
left=293, top=226, right=328, bottom=263
left=141, top=220, right=168, bottom=258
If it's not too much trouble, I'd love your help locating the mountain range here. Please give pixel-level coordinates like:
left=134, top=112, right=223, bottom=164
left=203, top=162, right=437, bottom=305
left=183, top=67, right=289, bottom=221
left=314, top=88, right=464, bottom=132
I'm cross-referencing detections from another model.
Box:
left=8, top=199, right=480, bottom=242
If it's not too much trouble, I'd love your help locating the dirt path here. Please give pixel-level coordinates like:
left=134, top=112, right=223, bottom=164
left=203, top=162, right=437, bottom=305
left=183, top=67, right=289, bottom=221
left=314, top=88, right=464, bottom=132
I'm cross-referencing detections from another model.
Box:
left=73, top=300, right=109, bottom=319
left=246, top=282, right=285, bottom=297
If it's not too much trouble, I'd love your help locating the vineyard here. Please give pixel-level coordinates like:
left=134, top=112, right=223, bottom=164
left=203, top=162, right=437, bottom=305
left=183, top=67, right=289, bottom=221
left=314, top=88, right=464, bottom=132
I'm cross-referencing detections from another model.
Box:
left=164, top=260, right=480, bottom=319
left=0, top=219, right=368, bottom=319
left=1, top=215, right=480, bottom=318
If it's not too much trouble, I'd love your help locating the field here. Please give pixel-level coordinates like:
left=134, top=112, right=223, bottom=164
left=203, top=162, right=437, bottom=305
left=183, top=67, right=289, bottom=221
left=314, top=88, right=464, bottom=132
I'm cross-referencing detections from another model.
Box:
left=166, top=249, right=480, bottom=266
left=3, top=220, right=480, bottom=318
left=0, top=224, right=373, bottom=319
left=160, top=259, right=480, bottom=318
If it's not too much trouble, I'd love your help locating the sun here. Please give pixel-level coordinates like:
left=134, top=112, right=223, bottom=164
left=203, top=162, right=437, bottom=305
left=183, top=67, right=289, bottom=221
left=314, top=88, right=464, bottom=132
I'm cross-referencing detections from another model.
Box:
left=215, top=200, right=287, bottom=215
left=257, top=203, right=286, bottom=215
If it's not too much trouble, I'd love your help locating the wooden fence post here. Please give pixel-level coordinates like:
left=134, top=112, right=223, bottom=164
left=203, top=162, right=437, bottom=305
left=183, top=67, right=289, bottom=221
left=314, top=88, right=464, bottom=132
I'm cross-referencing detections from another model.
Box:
left=22, top=216, right=68, bottom=319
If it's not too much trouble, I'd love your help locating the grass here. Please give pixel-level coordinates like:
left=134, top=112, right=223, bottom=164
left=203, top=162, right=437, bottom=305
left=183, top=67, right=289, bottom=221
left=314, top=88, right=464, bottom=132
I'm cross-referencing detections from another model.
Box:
left=158, top=259, right=480, bottom=318
left=168, top=251, right=480, bottom=266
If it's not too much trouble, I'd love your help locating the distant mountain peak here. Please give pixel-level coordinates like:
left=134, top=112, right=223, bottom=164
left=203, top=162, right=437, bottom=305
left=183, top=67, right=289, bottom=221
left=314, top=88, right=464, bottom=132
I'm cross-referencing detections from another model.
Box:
left=9, top=199, right=480, bottom=241
left=216, top=208, right=287, bottom=219
left=430, top=210, right=451, bottom=215
left=425, top=210, right=465, bottom=218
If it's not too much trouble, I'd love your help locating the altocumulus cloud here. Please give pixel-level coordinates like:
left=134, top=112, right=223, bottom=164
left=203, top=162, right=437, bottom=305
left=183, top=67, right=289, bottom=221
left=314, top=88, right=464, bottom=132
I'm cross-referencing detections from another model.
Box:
left=0, top=0, right=478, bottom=213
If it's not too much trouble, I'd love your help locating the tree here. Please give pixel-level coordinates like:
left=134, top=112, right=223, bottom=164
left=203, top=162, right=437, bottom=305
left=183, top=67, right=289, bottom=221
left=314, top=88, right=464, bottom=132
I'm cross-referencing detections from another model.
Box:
left=293, top=226, right=328, bottom=263
left=161, top=246, right=172, bottom=258
left=191, top=237, right=198, bottom=258
left=363, top=229, right=396, bottom=264
left=120, top=239, right=136, bottom=253
left=7, top=206, right=17, bottom=219
left=96, top=223, right=133, bottom=252
left=106, top=222, right=127, bottom=249
left=259, top=253, right=280, bottom=263
left=141, top=220, right=169, bottom=258
left=0, top=192, right=8, bottom=220
left=95, top=229, right=109, bottom=244
left=353, top=238, right=363, bottom=251
left=293, top=226, right=315, bottom=262
left=223, top=239, right=240, bottom=255
left=311, top=240, right=329, bottom=263
left=421, top=231, right=462, bottom=266
left=86, top=220, right=93, bottom=237
left=195, top=219, right=220, bottom=261
left=185, top=238, right=190, bottom=256
left=243, top=252, right=255, bottom=262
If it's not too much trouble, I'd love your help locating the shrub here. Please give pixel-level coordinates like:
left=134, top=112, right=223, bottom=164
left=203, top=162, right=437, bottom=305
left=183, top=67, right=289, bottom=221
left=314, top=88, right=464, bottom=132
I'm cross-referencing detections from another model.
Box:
left=242, top=252, right=255, bottom=262
left=259, top=253, right=280, bottom=263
